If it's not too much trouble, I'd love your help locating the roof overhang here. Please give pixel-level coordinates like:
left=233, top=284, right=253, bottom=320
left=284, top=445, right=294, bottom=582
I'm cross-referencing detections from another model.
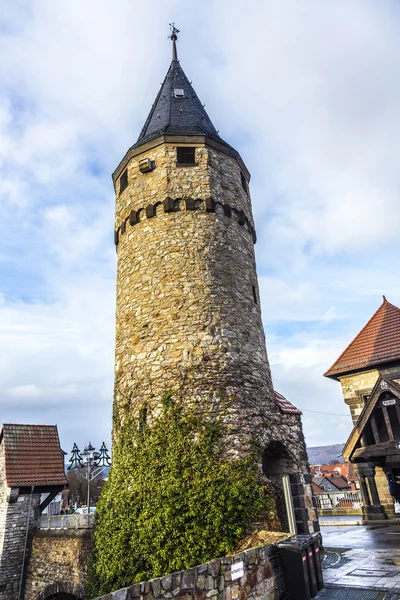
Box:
left=324, top=359, right=400, bottom=381
left=112, top=134, right=250, bottom=190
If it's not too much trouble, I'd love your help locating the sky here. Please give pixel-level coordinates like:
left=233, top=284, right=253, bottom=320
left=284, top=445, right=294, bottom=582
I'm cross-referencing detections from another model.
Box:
left=1, top=0, right=399, bottom=458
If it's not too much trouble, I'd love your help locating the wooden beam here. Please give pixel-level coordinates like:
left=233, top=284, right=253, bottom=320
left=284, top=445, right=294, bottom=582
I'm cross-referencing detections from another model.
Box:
left=39, top=487, right=63, bottom=513
left=353, top=440, right=400, bottom=459
left=395, top=402, right=400, bottom=429
left=382, top=405, right=394, bottom=440
left=370, top=415, right=380, bottom=444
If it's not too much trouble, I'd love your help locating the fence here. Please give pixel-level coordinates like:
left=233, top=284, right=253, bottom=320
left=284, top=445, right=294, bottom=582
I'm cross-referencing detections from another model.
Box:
left=37, top=513, right=94, bottom=529
left=314, top=490, right=363, bottom=514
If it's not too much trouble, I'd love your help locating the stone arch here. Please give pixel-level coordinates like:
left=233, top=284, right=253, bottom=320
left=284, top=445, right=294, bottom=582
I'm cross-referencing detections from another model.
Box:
left=262, top=440, right=296, bottom=532
left=36, top=580, right=84, bottom=600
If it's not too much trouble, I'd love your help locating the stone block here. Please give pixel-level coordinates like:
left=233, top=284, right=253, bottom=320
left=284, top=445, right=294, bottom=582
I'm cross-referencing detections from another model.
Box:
left=181, top=568, right=196, bottom=590
left=162, top=575, right=173, bottom=591
left=205, top=575, right=215, bottom=591
left=151, top=578, right=162, bottom=597
left=207, top=559, right=221, bottom=578
left=112, top=588, right=130, bottom=600
left=217, top=576, right=225, bottom=592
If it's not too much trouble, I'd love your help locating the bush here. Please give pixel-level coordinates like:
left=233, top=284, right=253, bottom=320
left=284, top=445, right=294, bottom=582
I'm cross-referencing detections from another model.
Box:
left=86, top=393, right=269, bottom=598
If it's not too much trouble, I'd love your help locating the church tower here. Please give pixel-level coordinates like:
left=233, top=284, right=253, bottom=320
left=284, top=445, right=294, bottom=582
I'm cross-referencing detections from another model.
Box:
left=111, top=30, right=315, bottom=534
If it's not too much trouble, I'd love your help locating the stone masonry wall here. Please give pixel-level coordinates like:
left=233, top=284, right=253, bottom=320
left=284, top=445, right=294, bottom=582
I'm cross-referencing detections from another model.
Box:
left=113, top=142, right=275, bottom=456
left=339, top=369, right=380, bottom=425
left=114, top=142, right=305, bottom=452
left=0, top=441, right=41, bottom=600
left=23, top=529, right=92, bottom=600
left=95, top=542, right=284, bottom=600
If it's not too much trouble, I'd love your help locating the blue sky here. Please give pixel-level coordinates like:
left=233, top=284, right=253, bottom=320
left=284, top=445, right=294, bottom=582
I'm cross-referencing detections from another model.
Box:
left=1, top=0, right=399, bottom=457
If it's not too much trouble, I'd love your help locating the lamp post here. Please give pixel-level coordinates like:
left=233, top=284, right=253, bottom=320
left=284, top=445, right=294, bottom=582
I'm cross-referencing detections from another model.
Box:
left=67, top=441, right=111, bottom=512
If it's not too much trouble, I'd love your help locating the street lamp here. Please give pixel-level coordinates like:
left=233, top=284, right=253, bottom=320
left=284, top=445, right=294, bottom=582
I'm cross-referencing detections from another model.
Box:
left=67, top=441, right=111, bottom=514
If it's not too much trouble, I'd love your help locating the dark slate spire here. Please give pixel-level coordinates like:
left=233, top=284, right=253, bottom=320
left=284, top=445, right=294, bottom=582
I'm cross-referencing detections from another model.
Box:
left=132, top=27, right=227, bottom=150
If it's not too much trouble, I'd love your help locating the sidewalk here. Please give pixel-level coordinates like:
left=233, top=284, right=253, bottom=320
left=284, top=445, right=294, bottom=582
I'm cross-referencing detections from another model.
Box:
left=322, top=547, right=400, bottom=593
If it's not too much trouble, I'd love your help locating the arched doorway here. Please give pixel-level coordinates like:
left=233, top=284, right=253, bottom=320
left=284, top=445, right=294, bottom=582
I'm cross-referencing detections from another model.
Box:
left=262, top=440, right=297, bottom=532
left=36, top=581, right=84, bottom=600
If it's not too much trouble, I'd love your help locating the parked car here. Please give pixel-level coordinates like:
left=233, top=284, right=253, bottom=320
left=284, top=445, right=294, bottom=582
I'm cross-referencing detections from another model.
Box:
left=74, top=507, right=96, bottom=514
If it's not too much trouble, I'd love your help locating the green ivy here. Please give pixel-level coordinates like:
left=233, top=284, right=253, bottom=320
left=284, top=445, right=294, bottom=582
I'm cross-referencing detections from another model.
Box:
left=86, top=393, right=270, bottom=599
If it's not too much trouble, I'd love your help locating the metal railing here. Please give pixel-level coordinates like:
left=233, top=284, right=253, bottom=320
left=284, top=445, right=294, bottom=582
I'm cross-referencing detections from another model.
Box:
left=37, top=514, right=94, bottom=529
left=314, top=490, right=363, bottom=511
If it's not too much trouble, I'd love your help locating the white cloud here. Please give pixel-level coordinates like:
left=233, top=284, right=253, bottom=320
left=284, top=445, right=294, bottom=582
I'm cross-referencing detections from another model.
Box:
left=0, top=0, right=399, bottom=450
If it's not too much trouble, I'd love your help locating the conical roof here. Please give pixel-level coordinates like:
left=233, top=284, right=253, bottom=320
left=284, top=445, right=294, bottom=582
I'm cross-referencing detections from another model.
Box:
left=324, top=297, right=400, bottom=379
left=132, top=59, right=227, bottom=150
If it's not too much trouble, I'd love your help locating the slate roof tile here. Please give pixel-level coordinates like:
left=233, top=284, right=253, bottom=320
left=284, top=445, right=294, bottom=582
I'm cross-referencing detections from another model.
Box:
left=324, top=298, right=400, bottom=379
left=1, top=424, right=67, bottom=487
left=132, top=59, right=231, bottom=151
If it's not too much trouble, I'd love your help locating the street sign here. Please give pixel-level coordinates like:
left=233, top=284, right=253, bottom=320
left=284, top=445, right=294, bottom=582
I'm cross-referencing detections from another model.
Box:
left=383, top=399, right=396, bottom=406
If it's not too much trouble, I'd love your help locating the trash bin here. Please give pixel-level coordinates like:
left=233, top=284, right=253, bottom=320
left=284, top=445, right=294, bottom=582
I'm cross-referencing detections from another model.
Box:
left=311, top=533, right=324, bottom=592
left=278, top=534, right=323, bottom=600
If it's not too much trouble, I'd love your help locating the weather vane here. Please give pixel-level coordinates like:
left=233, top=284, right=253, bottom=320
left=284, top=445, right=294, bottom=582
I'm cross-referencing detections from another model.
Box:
left=168, top=23, right=179, bottom=61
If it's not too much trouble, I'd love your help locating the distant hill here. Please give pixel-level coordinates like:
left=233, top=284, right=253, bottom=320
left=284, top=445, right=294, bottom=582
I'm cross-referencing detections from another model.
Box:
left=307, top=444, right=345, bottom=465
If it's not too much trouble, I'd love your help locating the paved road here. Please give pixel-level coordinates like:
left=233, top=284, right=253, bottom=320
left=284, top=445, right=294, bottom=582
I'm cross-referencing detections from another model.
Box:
left=319, top=523, right=400, bottom=596
left=321, top=523, right=400, bottom=550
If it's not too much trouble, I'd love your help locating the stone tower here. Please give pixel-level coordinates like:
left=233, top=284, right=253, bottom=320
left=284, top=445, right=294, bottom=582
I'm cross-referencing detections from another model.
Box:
left=112, top=33, right=315, bottom=532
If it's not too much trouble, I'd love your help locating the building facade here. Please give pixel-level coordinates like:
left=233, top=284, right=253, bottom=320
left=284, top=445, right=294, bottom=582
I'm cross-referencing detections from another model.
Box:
left=0, top=424, right=67, bottom=600
left=325, top=297, right=400, bottom=519
left=112, top=34, right=317, bottom=534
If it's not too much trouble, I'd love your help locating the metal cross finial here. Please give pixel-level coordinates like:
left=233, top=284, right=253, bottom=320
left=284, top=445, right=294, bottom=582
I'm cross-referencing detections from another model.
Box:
left=168, top=23, right=180, bottom=61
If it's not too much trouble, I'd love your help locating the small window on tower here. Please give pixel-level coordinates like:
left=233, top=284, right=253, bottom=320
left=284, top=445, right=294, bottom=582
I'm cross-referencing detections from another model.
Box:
left=119, top=169, right=128, bottom=194
left=174, top=89, right=185, bottom=98
left=240, top=172, right=248, bottom=194
left=177, top=147, right=196, bottom=165
left=252, top=285, right=258, bottom=304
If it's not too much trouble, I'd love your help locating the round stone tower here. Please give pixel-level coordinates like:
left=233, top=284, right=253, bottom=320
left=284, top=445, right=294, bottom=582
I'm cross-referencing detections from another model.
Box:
left=112, top=35, right=277, bottom=453
left=111, top=33, right=317, bottom=535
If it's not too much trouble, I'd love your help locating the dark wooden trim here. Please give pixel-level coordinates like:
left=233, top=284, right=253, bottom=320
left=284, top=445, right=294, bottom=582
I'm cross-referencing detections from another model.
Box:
left=370, top=414, right=380, bottom=444
left=353, top=440, right=400, bottom=460
left=39, top=488, right=62, bottom=512
left=382, top=405, right=394, bottom=440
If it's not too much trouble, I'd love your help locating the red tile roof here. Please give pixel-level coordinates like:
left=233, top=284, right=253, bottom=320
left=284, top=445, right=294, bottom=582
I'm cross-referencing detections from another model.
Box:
left=0, top=424, right=67, bottom=487
left=324, top=298, right=400, bottom=379
left=273, top=391, right=302, bottom=414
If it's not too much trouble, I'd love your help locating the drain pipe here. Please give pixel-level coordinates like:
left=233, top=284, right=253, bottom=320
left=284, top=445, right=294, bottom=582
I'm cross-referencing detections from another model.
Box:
left=18, top=485, right=34, bottom=600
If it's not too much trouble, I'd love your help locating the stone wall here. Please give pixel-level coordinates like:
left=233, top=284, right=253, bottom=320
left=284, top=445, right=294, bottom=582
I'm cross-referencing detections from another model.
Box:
left=113, top=141, right=274, bottom=457
left=0, top=441, right=41, bottom=600
left=23, top=529, right=92, bottom=600
left=94, top=542, right=284, bottom=600
left=339, top=369, right=379, bottom=425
